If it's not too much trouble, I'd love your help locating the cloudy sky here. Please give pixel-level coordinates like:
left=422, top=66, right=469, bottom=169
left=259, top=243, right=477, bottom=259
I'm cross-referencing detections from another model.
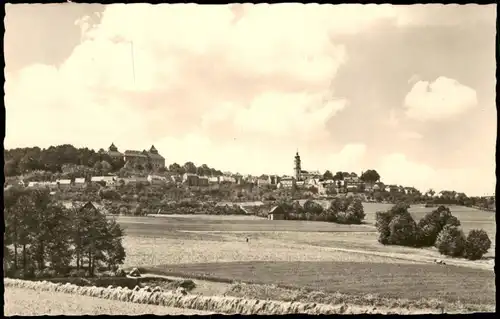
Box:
left=4, top=4, right=496, bottom=196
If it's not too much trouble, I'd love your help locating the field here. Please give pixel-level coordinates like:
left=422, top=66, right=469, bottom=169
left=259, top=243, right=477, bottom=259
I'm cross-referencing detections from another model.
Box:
left=112, top=203, right=495, bottom=309
left=4, top=287, right=213, bottom=315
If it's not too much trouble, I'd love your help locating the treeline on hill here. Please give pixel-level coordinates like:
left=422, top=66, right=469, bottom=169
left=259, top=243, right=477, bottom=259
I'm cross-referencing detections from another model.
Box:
left=4, top=144, right=224, bottom=177
left=375, top=204, right=492, bottom=260
left=95, top=183, right=249, bottom=215
left=4, top=186, right=126, bottom=279
left=253, top=197, right=365, bottom=224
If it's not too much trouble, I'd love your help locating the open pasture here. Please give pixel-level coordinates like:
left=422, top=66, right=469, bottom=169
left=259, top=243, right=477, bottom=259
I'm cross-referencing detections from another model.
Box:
left=115, top=215, right=375, bottom=237
left=143, top=261, right=495, bottom=304
left=4, top=287, right=213, bottom=316
left=121, top=232, right=420, bottom=268
left=115, top=204, right=494, bottom=307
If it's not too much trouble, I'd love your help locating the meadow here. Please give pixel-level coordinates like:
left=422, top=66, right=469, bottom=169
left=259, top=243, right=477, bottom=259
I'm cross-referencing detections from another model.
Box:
left=113, top=203, right=495, bottom=309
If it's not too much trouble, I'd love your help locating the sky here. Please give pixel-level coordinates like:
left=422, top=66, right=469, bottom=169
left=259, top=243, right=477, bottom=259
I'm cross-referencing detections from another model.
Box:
left=4, top=3, right=497, bottom=196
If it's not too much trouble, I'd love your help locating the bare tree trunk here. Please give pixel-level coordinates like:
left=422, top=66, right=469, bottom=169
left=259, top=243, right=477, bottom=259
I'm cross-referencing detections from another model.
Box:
left=38, top=241, right=45, bottom=270
left=22, top=244, right=27, bottom=278
left=76, top=250, right=80, bottom=270
left=88, top=250, right=92, bottom=276
left=13, top=243, right=18, bottom=270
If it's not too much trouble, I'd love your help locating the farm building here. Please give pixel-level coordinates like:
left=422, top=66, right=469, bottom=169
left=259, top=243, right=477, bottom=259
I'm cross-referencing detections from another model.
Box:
left=268, top=206, right=286, bottom=220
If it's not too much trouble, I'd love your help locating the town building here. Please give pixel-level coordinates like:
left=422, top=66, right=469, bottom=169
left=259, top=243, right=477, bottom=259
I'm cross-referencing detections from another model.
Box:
left=183, top=173, right=200, bottom=186
left=123, top=150, right=149, bottom=166
left=198, top=176, right=209, bottom=187
left=74, top=178, right=86, bottom=188
left=268, top=205, right=286, bottom=220
left=277, top=176, right=296, bottom=189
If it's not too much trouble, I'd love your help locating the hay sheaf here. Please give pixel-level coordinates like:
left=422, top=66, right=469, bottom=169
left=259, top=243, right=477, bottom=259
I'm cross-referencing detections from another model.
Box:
left=5, top=278, right=394, bottom=314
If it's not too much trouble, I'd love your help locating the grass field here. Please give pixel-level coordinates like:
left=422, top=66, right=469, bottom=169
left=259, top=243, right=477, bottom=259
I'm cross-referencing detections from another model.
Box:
left=142, top=261, right=495, bottom=304
left=112, top=203, right=495, bottom=308
left=4, top=287, right=213, bottom=315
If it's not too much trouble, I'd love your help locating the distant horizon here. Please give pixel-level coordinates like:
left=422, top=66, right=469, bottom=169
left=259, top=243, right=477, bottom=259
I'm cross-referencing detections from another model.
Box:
left=4, top=3, right=496, bottom=197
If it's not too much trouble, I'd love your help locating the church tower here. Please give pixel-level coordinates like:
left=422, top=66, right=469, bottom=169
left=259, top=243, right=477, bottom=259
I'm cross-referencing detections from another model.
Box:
left=294, top=151, right=302, bottom=181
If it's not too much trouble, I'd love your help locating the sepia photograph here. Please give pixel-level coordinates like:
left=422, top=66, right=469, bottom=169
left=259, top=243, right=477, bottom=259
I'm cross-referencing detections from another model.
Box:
left=3, top=2, right=496, bottom=315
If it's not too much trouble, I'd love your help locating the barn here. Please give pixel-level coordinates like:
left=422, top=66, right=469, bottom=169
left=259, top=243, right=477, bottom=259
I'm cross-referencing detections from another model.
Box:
left=268, top=205, right=286, bottom=220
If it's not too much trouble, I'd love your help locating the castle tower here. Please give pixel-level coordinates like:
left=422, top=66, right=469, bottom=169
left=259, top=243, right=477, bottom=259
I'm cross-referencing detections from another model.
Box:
left=109, top=143, right=118, bottom=152
left=294, top=151, right=302, bottom=181
left=149, top=145, right=159, bottom=154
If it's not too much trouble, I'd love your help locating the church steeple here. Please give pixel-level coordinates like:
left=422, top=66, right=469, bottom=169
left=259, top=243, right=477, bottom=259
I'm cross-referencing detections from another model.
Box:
left=294, top=150, right=302, bottom=181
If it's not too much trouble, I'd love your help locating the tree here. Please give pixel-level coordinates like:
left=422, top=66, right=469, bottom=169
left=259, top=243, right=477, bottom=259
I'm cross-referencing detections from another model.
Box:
left=435, top=225, right=466, bottom=257
left=100, top=161, right=112, bottom=174
left=346, top=197, right=365, bottom=223
left=323, top=170, right=334, bottom=180
left=4, top=159, right=18, bottom=176
left=360, top=170, right=380, bottom=183
left=303, top=200, right=323, bottom=215
left=375, top=203, right=413, bottom=245
left=333, top=172, right=344, bottom=180
left=416, top=206, right=461, bottom=247
left=169, top=163, right=185, bottom=175
left=427, top=189, right=436, bottom=198
left=463, top=229, right=491, bottom=260
left=183, top=162, right=197, bottom=174
left=388, top=212, right=418, bottom=246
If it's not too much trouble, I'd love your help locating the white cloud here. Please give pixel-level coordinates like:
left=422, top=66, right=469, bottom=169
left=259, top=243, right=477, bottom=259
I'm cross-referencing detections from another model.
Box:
left=404, top=76, right=478, bottom=121
left=6, top=4, right=399, bottom=157
left=327, top=144, right=367, bottom=173
left=378, top=153, right=495, bottom=196
left=398, top=131, right=423, bottom=140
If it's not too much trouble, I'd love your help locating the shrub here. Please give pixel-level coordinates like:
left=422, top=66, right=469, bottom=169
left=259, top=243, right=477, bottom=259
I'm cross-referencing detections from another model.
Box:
left=416, top=206, right=461, bottom=247
left=375, top=203, right=416, bottom=246
left=303, top=200, right=324, bottom=215
left=375, top=211, right=392, bottom=245
left=346, top=197, right=365, bottom=224
left=387, top=212, right=418, bottom=246
left=463, top=229, right=491, bottom=260
left=34, top=268, right=57, bottom=279
left=435, top=225, right=466, bottom=257
left=69, top=269, right=87, bottom=278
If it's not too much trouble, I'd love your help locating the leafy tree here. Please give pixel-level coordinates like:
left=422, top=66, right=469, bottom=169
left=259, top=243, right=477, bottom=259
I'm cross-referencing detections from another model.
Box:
left=416, top=206, right=461, bottom=247
left=463, top=229, right=491, bottom=260
left=375, top=203, right=412, bottom=245
left=169, top=163, right=185, bottom=175
left=183, top=161, right=197, bottom=174
left=388, top=212, right=418, bottom=246
left=5, top=159, right=19, bottom=176
left=435, top=225, right=466, bottom=257
left=346, top=197, right=365, bottom=223
left=101, top=161, right=112, bottom=174
left=4, top=187, right=126, bottom=278
left=323, top=170, right=334, bottom=180
left=303, top=200, right=324, bottom=215
left=360, top=169, right=381, bottom=183
left=333, top=172, right=344, bottom=180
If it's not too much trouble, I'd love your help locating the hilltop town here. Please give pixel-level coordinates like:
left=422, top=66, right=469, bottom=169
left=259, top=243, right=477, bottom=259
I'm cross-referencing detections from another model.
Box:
left=4, top=143, right=495, bottom=215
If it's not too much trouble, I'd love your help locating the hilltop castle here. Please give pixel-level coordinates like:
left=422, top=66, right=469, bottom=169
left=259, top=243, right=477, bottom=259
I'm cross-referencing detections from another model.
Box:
left=107, top=143, right=165, bottom=169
